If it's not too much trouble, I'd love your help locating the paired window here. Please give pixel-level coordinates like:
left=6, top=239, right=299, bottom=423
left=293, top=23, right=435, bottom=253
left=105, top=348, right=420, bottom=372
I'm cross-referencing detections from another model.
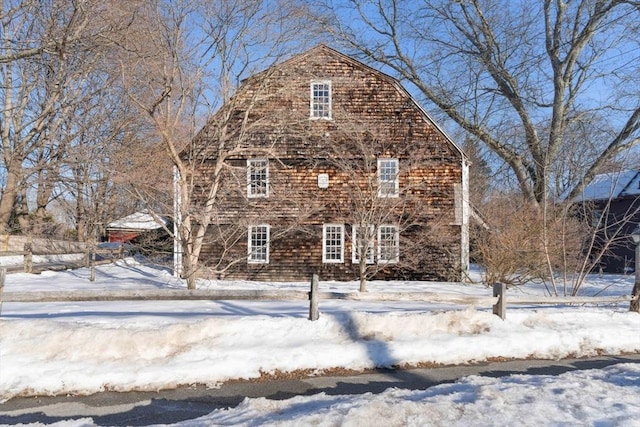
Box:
left=378, top=158, right=399, bottom=197
left=323, top=224, right=344, bottom=263
left=310, top=81, right=331, bottom=119
left=352, top=225, right=375, bottom=264
left=352, top=224, right=399, bottom=264
left=248, top=225, right=270, bottom=263
left=247, top=159, right=269, bottom=198
left=378, top=225, right=399, bottom=263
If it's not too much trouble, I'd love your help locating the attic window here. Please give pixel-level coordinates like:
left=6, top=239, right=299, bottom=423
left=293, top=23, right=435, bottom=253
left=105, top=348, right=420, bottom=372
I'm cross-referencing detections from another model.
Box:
left=310, top=81, right=331, bottom=119
left=378, top=158, right=399, bottom=197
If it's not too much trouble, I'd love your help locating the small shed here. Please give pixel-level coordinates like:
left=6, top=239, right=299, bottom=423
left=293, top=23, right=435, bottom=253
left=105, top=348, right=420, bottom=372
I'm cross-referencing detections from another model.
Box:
left=106, top=211, right=169, bottom=243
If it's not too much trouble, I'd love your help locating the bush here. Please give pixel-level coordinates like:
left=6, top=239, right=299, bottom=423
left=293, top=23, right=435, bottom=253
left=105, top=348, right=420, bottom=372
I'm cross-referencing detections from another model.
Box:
left=472, top=197, right=586, bottom=287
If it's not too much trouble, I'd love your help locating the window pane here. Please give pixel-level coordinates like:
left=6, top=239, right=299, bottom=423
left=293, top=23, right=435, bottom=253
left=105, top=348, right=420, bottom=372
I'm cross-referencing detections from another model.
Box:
left=378, top=159, right=398, bottom=197
left=353, top=225, right=374, bottom=264
left=311, top=82, right=331, bottom=119
left=323, top=224, right=343, bottom=263
left=379, top=225, right=399, bottom=263
left=248, top=159, right=268, bottom=197
left=249, top=225, right=269, bottom=263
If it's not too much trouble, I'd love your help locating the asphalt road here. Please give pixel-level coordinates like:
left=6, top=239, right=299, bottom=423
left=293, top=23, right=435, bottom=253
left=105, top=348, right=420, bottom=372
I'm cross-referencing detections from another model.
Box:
left=1, top=354, right=639, bottom=426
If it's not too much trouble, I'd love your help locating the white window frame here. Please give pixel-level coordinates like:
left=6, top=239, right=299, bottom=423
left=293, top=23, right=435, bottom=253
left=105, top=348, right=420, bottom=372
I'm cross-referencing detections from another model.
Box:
left=323, top=224, right=344, bottom=263
left=248, top=224, right=270, bottom=264
left=352, top=224, right=375, bottom=264
left=247, top=158, right=269, bottom=198
left=310, top=80, right=332, bottom=120
left=378, top=225, right=399, bottom=264
left=378, top=158, right=399, bottom=197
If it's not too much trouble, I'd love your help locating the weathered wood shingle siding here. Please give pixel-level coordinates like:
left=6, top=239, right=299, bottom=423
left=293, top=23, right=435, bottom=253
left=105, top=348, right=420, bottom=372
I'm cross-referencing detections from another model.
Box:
left=190, top=45, right=465, bottom=282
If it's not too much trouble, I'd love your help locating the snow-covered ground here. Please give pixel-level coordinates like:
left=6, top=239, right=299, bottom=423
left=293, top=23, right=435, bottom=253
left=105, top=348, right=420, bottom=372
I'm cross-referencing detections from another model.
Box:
left=188, top=364, right=640, bottom=426
left=0, top=259, right=639, bottom=426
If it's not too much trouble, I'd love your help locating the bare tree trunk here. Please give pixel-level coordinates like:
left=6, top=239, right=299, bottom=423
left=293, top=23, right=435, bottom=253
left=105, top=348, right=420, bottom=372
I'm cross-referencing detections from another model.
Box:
left=359, top=260, right=367, bottom=292
left=0, top=167, right=22, bottom=233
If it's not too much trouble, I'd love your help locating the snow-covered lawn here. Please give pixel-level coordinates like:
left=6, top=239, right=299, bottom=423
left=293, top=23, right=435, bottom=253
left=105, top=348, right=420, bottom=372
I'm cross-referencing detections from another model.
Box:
left=0, top=259, right=638, bottom=426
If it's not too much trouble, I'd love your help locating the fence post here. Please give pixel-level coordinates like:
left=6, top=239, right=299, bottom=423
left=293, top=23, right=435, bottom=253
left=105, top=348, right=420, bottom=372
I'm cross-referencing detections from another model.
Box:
left=309, top=274, right=319, bottom=321
left=0, top=268, right=5, bottom=312
left=23, top=243, right=33, bottom=273
left=89, top=244, right=96, bottom=282
left=493, top=283, right=506, bottom=320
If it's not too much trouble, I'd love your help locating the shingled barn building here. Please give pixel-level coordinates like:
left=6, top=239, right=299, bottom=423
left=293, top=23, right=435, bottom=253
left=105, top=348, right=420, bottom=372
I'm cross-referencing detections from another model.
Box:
left=186, top=45, right=469, bottom=282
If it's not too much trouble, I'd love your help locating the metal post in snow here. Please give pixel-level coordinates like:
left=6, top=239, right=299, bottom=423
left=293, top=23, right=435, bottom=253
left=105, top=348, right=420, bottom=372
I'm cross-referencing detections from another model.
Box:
left=631, top=240, right=640, bottom=313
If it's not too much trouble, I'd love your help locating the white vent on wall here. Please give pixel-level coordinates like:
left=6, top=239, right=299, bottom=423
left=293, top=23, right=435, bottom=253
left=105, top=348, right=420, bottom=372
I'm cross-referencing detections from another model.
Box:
left=318, top=173, right=329, bottom=189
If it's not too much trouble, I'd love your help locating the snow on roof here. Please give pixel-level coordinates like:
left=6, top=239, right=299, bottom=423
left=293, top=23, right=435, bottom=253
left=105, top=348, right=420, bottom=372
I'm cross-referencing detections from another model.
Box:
left=573, top=170, right=640, bottom=202
left=107, top=211, right=168, bottom=231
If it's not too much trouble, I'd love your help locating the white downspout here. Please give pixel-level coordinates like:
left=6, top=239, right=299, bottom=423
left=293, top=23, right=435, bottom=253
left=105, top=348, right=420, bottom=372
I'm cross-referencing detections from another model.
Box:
left=461, top=159, right=470, bottom=279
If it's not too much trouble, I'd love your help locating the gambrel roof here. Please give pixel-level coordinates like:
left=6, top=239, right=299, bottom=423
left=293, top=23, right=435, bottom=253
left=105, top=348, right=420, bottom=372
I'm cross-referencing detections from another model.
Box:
left=197, top=44, right=465, bottom=161
left=263, top=44, right=464, bottom=157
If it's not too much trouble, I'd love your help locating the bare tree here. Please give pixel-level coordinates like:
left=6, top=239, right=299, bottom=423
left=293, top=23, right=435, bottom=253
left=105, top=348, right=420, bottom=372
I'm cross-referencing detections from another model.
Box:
left=472, top=163, right=640, bottom=296
left=323, top=0, right=640, bottom=206
left=57, top=82, right=144, bottom=243
left=322, top=0, right=640, bottom=296
left=473, top=195, right=587, bottom=291
left=117, top=0, right=320, bottom=288
left=0, top=0, right=141, bottom=235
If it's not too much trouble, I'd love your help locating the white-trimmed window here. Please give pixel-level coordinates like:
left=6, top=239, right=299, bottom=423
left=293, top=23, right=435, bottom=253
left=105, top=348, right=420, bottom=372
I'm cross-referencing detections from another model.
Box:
left=378, top=225, right=399, bottom=264
left=247, top=158, right=269, bottom=198
left=352, top=225, right=374, bottom=264
left=248, top=224, right=270, bottom=263
left=378, top=158, right=399, bottom=197
left=323, top=224, right=344, bottom=263
left=310, top=81, right=331, bottom=119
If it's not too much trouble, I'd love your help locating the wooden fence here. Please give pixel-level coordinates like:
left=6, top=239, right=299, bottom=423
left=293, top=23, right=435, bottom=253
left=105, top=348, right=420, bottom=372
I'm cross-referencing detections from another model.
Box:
left=490, top=283, right=638, bottom=318
left=20, top=244, right=124, bottom=274
left=0, top=235, right=87, bottom=253
left=1, top=273, right=637, bottom=319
